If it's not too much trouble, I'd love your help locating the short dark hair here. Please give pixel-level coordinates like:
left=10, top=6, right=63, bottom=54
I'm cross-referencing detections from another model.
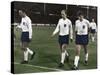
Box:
left=77, top=11, right=84, bottom=16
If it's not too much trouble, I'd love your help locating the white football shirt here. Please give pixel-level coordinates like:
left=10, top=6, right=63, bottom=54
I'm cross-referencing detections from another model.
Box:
left=75, top=19, right=90, bottom=35
left=90, top=22, right=97, bottom=30
left=17, top=16, right=32, bottom=39
left=53, top=18, right=73, bottom=39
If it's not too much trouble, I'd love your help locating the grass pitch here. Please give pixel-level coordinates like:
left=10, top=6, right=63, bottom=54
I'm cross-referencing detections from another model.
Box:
left=13, top=26, right=97, bottom=74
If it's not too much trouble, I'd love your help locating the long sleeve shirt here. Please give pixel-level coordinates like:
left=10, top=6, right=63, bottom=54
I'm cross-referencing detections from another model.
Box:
left=17, top=16, right=32, bottom=39
left=53, top=18, right=73, bottom=39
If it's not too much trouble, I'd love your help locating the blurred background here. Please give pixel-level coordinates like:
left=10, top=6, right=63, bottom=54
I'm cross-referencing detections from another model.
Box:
left=11, top=1, right=97, bottom=26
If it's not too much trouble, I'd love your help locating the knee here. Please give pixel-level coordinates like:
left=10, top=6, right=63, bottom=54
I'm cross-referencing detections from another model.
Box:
left=76, top=45, right=81, bottom=55
left=61, top=45, right=67, bottom=52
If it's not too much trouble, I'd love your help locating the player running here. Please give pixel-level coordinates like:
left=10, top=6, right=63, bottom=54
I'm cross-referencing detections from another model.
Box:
left=90, top=18, right=97, bottom=42
left=16, top=10, right=35, bottom=64
left=51, top=10, right=73, bottom=67
left=72, top=12, right=90, bottom=70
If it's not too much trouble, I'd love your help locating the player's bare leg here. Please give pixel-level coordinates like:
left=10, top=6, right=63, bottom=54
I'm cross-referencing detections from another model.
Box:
left=83, top=45, right=88, bottom=65
left=63, top=44, right=69, bottom=63
left=27, top=42, right=36, bottom=60
left=59, top=44, right=69, bottom=58
left=21, top=42, right=29, bottom=64
left=59, top=44, right=68, bottom=67
left=72, top=45, right=81, bottom=70
left=92, top=33, right=95, bottom=42
left=20, top=42, right=35, bottom=64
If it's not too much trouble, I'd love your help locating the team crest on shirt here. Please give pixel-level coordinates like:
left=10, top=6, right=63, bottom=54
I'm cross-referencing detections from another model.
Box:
left=83, top=25, right=85, bottom=29
left=23, top=22, right=25, bottom=25
left=64, top=24, right=66, bottom=27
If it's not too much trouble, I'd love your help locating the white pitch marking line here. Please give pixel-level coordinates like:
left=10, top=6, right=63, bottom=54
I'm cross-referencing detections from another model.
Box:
left=14, top=62, right=64, bottom=71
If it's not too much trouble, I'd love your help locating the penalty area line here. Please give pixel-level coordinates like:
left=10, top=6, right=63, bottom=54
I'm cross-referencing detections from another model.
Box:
left=14, top=62, right=64, bottom=71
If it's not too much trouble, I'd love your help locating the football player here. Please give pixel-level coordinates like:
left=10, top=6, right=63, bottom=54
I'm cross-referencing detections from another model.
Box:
left=90, top=18, right=97, bottom=42
left=72, top=12, right=90, bottom=70
left=16, top=10, right=35, bottom=64
left=51, top=10, right=73, bottom=67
